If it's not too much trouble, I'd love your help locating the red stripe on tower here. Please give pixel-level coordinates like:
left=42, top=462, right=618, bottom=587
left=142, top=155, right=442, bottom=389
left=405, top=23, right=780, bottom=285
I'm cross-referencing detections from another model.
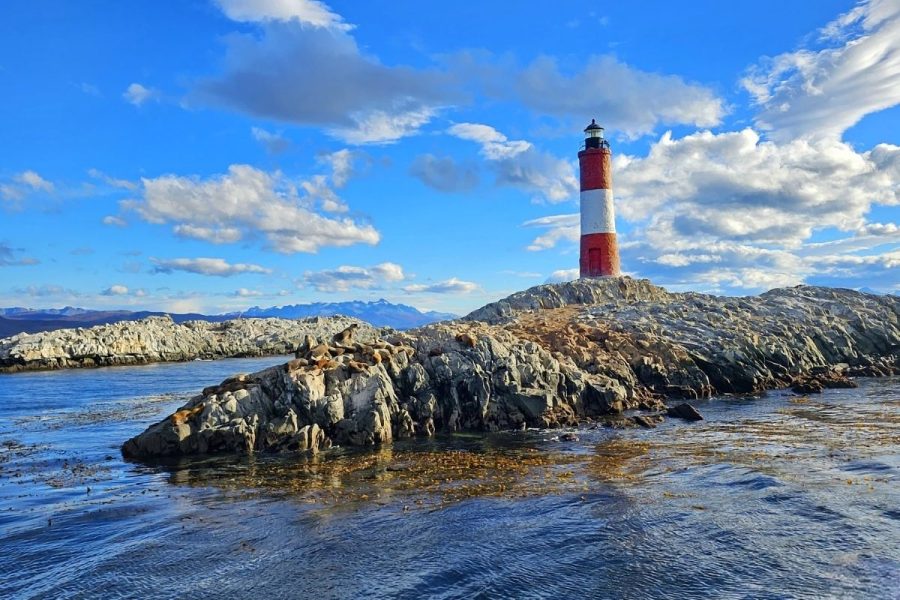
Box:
left=578, top=119, right=620, bottom=278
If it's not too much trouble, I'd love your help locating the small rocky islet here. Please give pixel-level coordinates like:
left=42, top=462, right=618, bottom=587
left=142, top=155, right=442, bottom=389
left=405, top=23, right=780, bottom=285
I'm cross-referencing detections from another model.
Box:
left=118, top=277, right=899, bottom=459
left=0, top=315, right=384, bottom=373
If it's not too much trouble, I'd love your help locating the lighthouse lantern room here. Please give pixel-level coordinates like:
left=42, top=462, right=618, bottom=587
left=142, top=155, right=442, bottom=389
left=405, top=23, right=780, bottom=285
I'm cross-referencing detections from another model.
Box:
left=578, top=119, right=620, bottom=278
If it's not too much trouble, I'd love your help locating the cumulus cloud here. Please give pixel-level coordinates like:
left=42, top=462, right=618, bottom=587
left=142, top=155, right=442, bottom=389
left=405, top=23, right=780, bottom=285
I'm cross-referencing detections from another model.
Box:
left=409, top=154, right=479, bottom=193
left=1, top=171, right=54, bottom=204
left=452, top=52, right=725, bottom=138
left=123, top=83, right=158, bottom=106
left=0, top=243, right=39, bottom=267
left=195, top=15, right=451, bottom=144
left=448, top=123, right=532, bottom=159
left=15, top=171, right=54, bottom=192
left=198, top=0, right=727, bottom=144
left=151, top=257, right=272, bottom=277
left=214, top=0, right=351, bottom=30
left=612, top=129, right=900, bottom=245
left=304, top=262, right=406, bottom=292
left=523, top=213, right=579, bottom=251
left=448, top=123, right=578, bottom=203
left=173, top=224, right=243, bottom=244
left=404, top=278, right=479, bottom=294
left=742, top=0, right=900, bottom=141
left=102, top=284, right=129, bottom=296
left=127, top=164, right=380, bottom=253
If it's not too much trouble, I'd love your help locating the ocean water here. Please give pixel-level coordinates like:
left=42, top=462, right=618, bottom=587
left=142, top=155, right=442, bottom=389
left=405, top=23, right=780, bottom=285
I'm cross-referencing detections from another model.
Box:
left=0, top=358, right=898, bottom=599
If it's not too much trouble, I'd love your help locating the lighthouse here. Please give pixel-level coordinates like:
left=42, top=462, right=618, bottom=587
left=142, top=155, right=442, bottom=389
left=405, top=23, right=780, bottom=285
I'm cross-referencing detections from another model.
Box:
left=578, top=119, right=620, bottom=278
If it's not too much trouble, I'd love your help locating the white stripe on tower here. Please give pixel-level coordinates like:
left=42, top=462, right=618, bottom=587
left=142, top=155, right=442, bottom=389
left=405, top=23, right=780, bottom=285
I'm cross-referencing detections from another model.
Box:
left=580, top=188, right=615, bottom=234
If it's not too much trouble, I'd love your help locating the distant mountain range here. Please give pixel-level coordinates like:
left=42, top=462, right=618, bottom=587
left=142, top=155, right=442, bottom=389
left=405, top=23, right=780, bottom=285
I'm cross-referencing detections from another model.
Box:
left=0, top=300, right=457, bottom=338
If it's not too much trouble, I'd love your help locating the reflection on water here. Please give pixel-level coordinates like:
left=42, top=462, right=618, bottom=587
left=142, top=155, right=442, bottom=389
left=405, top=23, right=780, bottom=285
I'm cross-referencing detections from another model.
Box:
left=0, top=358, right=898, bottom=598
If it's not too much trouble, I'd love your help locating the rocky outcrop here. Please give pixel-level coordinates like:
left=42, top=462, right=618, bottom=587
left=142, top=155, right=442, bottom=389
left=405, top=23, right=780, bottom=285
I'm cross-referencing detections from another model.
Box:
left=122, top=278, right=900, bottom=459
left=0, top=315, right=382, bottom=373
left=465, top=277, right=674, bottom=324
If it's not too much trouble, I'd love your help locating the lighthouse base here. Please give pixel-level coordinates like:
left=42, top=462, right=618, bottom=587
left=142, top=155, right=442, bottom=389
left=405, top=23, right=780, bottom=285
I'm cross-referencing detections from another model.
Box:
left=580, top=233, right=620, bottom=278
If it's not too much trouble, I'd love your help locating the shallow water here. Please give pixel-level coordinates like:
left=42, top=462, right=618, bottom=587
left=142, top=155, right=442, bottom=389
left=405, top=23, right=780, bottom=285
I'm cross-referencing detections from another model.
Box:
left=0, top=358, right=898, bottom=599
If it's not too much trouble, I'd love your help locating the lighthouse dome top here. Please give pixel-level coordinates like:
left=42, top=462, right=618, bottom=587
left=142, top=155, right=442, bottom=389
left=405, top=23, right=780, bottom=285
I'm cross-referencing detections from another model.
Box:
left=584, top=119, right=604, bottom=136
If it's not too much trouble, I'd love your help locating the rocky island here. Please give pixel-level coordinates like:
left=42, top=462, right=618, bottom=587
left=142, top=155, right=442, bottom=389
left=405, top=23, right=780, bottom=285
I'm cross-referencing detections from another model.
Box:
left=122, top=278, right=899, bottom=458
left=0, top=315, right=383, bottom=373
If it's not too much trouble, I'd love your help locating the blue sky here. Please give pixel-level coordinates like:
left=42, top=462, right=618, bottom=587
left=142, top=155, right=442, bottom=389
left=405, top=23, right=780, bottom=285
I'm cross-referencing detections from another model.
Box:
left=1, top=0, right=898, bottom=315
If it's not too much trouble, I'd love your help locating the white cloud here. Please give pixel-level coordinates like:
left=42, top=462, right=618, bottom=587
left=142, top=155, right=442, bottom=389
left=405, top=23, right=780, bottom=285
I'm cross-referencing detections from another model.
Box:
left=546, top=268, right=579, bottom=283
left=317, top=148, right=355, bottom=188
left=448, top=123, right=532, bottom=159
left=612, top=129, right=900, bottom=246
left=15, top=171, right=54, bottom=192
left=742, top=0, right=900, bottom=141
left=404, top=278, right=479, bottom=294
left=173, top=224, right=243, bottom=244
left=214, top=0, right=351, bottom=30
left=304, top=262, right=406, bottom=292
left=523, top=213, right=579, bottom=251
left=151, top=257, right=272, bottom=277
left=331, top=106, right=439, bottom=145
left=128, top=164, right=380, bottom=254
left=123, top=83, right=158, bottom=106
left=195, top=19, right=450, bottom=144
left=452, top=52, right=725, bottom=138
left=2, top=171, right=54, bottom=204
left=88, top=168, right=137, bottom=190
left=102, top=285, right=129, bottom=296
left=251, top=127, right=291, bottom=154
left=102, top=215, right=128, bottom=227
left=235, top=287, right=263, bottom=297
left=448, top=123, right=577, bottom=203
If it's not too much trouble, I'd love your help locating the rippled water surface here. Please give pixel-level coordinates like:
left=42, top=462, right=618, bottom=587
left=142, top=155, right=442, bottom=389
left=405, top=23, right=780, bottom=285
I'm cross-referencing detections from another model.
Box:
left=1, top=358, right=898, bottom=598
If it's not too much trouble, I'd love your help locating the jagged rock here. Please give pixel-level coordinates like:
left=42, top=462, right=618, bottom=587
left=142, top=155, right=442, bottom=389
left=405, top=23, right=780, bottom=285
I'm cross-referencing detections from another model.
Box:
left=1, top=315, right=380, bottom=373
left=666, top=403, right=704, bottom=421
left=633, top=415, right=664, bottom=429
left=122, top=278, right=899, bottom=458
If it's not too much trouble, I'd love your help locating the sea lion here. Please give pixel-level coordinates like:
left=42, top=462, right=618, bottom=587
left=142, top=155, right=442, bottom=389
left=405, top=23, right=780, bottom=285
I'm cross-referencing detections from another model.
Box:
left=285, top=358, right=308, bottom=372
left=309, top=343, right=331, bottom=359
left=373, top=348, right=392, bottom=363
left=316, top=357, right=339, bottom=370
left=348, top=360, right=369, bottom=374
left=455, top=333, right=477, bottom=348
left=170, top=403, right=204, bottom=426
left=332, top=323, right=359, bottom=346
left=294, top=335, right=318, bottom=358
left=428, top=347, right=443, bottom=357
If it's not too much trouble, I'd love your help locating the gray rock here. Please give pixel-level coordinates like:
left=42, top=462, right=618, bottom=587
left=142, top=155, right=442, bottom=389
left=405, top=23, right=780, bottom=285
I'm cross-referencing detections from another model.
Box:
left=1, top=315, right=380, bottom=373
left=666, top=403, right=704, bottom=421
left=122, top=279, right=899, bottom=458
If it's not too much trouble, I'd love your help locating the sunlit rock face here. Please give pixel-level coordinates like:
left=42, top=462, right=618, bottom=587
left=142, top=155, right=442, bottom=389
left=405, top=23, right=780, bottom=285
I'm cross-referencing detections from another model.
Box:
left=122, top=278, right=900, bottom=458
left=0, top=315, right=381, bottom=373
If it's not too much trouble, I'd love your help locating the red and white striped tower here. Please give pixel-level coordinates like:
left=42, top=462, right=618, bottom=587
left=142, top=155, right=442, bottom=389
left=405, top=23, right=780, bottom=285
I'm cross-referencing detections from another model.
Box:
left=578, top=119, right=620, bottom=278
